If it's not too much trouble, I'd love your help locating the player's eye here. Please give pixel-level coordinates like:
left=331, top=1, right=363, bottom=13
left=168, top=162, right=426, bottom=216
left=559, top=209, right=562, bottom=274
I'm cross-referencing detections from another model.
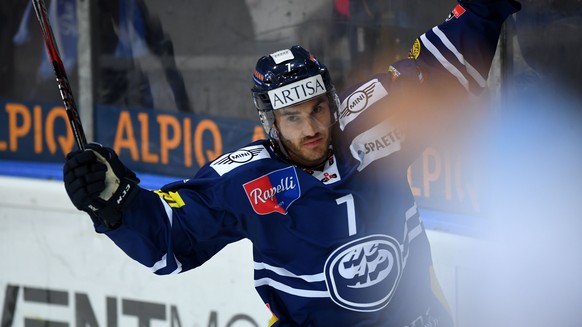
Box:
left=312, top=103, right=328, bottom=117
left=285, top=115, right=301, bottom=123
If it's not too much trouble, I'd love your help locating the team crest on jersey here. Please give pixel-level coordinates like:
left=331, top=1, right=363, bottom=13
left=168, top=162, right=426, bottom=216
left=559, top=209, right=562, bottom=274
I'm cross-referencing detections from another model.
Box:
left=243, top=166, right=301, bottom=215
left=339, top=79, right=388, bottom=131
left=210, top=145, right=270, bottom=176
left=324, top=235, right=404, bottom=312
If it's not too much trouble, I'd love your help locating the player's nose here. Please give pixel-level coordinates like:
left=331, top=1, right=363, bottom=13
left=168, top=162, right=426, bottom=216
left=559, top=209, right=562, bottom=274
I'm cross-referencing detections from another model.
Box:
left=301, top=117, right=320, bottom=136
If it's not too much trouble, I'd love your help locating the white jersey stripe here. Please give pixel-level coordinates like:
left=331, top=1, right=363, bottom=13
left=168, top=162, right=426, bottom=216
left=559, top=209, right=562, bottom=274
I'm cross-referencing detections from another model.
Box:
left=405, top=203, right=418, bottom=221
left=149, top=253, right=183, bottom=275
left=405, top=203, right=423, bottom=242
left=254, top=278, right=329, bottom=298
left=408, top=224, right=423, bottom=242
left=150, top=198, right=184, bottom=275
left=420, top=33, right=472, bottom=94
left=150, top=254, right=167, bottom=272
left=171, top=254, right=183, bottom=274
left=254, top=261, right=325, bottom=282
left=159, top=197, right=173, bottom=226
left=431, top=27, right=487, bottom=87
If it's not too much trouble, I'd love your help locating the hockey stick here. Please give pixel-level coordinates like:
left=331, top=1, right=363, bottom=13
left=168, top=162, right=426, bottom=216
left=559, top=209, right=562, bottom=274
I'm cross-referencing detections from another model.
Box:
left=32, top=0, right=87, bottom=150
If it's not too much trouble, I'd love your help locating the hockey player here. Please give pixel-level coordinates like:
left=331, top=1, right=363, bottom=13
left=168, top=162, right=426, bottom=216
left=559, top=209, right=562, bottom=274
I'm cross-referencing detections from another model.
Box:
left=63, top=1, right=521, bottom=326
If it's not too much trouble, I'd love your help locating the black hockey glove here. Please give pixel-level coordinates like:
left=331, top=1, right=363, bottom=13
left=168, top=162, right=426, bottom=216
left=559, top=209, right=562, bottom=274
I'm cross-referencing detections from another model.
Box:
left=63, top=143, right=140, bottom=229
left=458, top=0, right=521, bottom=21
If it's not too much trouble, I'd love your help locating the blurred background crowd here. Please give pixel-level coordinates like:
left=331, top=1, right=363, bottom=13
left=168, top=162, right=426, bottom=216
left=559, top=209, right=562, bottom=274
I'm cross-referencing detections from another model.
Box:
left=2, top=0, right=579, bottom=119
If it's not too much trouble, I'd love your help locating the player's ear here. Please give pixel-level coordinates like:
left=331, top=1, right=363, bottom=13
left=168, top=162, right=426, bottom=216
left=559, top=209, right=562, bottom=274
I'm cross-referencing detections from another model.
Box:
left=270, top=125, right=280, bottom=140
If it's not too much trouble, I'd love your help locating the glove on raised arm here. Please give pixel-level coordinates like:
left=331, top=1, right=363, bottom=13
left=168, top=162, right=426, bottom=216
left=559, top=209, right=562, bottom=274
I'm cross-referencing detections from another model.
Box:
left=63, top=143, right=140, bottom=229
left=458, top=0, right=521, bottom=21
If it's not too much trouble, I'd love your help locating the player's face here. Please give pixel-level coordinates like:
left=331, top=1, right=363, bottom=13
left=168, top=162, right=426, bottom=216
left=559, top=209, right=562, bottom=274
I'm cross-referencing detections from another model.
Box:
left=274, top=96, right=333, bottom=168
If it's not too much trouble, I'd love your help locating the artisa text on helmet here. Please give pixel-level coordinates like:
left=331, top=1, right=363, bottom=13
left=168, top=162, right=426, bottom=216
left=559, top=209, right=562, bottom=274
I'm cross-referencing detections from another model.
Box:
left=268, top=75, right=326, bottom=109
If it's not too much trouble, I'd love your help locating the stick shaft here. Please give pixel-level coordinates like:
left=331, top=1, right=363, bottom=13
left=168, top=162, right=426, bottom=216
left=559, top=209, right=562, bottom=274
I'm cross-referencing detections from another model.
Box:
left=32, top=0, right=87, bottom=150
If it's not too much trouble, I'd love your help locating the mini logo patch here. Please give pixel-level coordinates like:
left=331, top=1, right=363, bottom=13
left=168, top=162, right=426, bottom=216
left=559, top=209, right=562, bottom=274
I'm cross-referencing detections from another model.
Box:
left=210, top=145, right=270, bottom=176
left=243, top=167, right=301, bottom=215
left=339, top=79, right=388, bottom=131
left=215, top=148, right=263, bottom=164
left=340, top=83, right=376, bottom=117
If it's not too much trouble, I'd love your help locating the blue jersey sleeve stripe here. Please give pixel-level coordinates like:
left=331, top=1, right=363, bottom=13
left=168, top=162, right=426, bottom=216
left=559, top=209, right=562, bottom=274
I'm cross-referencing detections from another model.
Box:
left=255, top=278, right=329, bottom=298
left=430, top=26, right=487, bottom=88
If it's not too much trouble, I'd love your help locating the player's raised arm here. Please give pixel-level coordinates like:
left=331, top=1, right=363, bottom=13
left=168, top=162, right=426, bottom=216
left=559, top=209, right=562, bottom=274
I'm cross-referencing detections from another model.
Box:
left=373, top=0, right=521, bottom=162
left=411, top=0, right=521, bottom=96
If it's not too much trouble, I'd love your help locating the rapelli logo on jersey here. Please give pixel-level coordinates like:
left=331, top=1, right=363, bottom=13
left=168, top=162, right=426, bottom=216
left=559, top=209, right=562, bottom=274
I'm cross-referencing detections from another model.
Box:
left=210, top=145, right=270, bottom=176
left=243, top=166, right=301, bottom=215
left=324, top=235, right=404, bottom=312
left=339, top=79, right=388, bottom=130
left=268, top=75, right=326, bottom=109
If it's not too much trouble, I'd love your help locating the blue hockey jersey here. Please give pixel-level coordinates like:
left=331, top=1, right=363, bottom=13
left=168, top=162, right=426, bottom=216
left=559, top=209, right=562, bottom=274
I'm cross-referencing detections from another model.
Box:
left=100, top=1, right=520, bottom=326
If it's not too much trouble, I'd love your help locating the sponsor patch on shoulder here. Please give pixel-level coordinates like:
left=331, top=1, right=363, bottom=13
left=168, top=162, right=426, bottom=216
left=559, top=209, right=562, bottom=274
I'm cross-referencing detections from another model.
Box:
left=349, top=121, right=403, bottom=171
left=446, top=4, right=466, bottom=21
left=210, top=145, right=271, bottom=176
left=339, top=79, right=388, bottom=131
left=243, top=166, right=301, bottom=215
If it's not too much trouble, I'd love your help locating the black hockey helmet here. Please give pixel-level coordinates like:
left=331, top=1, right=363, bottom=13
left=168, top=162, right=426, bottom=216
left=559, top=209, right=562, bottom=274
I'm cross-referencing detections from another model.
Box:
left=251, top=45, right=339, bottom=141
